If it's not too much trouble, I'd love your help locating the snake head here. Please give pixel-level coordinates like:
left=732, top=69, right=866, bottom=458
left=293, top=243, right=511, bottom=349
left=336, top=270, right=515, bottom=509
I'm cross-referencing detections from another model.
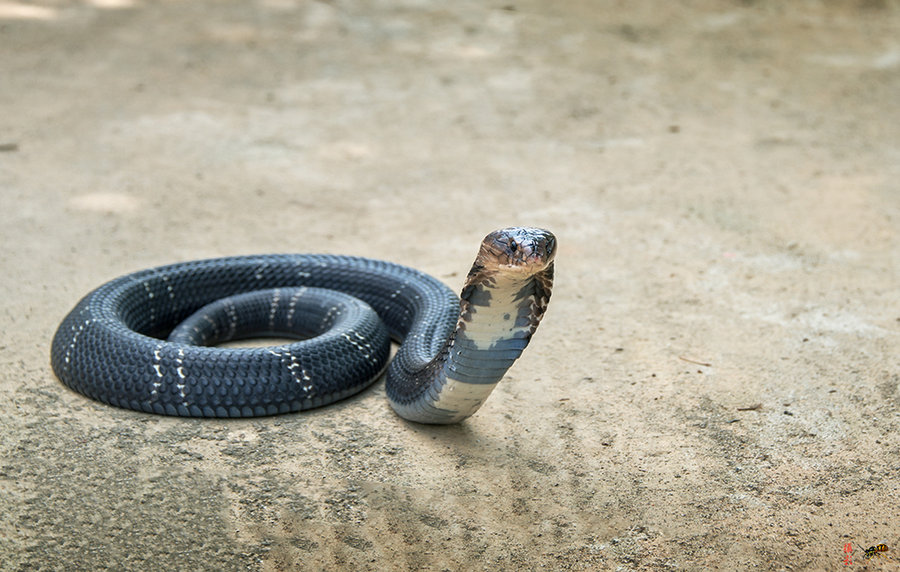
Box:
left=477, top=227, right=556, bottom=275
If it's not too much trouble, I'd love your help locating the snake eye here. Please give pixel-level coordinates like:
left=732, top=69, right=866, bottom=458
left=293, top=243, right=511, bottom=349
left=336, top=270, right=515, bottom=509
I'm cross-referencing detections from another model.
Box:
left=508, top=239, right=518, bottom=253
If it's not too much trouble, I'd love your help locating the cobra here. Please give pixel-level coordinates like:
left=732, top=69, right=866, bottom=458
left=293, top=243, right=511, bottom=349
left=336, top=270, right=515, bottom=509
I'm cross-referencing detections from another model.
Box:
left=50, top=227, right=556, bottom=424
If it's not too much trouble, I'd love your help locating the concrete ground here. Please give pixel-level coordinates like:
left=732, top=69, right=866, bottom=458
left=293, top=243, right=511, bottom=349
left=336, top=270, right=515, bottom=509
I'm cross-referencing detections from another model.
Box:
left=1, top=0, right=898, bottom=570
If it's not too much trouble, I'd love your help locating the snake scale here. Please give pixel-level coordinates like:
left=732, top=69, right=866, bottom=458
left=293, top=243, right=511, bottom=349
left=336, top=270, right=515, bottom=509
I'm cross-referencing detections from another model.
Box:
left=50, top=227, right=556, bottom=424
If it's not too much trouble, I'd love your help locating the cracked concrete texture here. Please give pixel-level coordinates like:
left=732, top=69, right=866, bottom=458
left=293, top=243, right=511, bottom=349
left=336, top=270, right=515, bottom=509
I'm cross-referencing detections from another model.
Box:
left=1, top=0, right=899, bottom=569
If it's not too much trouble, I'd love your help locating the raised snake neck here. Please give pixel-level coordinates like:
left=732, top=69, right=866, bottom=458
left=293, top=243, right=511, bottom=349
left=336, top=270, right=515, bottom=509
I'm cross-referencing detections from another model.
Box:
left=50, top=227, right=556, bottom=424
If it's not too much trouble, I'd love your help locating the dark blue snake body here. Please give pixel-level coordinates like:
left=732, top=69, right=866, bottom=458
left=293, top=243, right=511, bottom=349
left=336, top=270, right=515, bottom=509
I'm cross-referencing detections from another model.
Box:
left=51, top=255, right=458, bottom=418
left=51, top=228, right=556, bottom=423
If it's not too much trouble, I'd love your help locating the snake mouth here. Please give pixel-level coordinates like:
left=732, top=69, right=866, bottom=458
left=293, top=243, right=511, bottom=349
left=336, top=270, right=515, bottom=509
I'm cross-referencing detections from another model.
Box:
left=479, top=227, right=556, bottom=274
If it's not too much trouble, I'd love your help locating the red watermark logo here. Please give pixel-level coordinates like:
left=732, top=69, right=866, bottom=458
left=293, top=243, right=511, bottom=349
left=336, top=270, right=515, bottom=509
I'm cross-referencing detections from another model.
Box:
left=844, top=543, right=854, bottom=566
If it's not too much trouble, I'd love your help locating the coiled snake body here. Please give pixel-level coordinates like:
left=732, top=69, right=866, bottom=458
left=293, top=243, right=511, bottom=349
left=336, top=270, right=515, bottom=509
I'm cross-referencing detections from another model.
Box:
left=50, top=227, right=556, bottom=424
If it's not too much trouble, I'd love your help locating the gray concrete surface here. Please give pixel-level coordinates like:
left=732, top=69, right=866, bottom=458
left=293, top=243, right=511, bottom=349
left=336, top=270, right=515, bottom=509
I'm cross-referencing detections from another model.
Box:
left=1, top=1, right=899, bottom=570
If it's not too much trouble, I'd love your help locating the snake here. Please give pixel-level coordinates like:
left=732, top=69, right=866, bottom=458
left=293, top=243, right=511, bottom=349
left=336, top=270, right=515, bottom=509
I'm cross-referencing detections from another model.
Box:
left=50, top=227, right=556, bottom=424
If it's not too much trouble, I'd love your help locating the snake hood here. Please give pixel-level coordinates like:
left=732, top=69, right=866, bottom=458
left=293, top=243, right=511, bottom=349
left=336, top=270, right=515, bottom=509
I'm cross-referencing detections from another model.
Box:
left=458, top=227, right=555, bottom=341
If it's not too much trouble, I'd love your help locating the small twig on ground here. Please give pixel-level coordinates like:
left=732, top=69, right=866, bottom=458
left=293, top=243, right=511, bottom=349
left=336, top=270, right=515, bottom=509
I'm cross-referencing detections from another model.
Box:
left=737, top=404, right=762, bottom=411
left=678, top=356, right=712, bottom=367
